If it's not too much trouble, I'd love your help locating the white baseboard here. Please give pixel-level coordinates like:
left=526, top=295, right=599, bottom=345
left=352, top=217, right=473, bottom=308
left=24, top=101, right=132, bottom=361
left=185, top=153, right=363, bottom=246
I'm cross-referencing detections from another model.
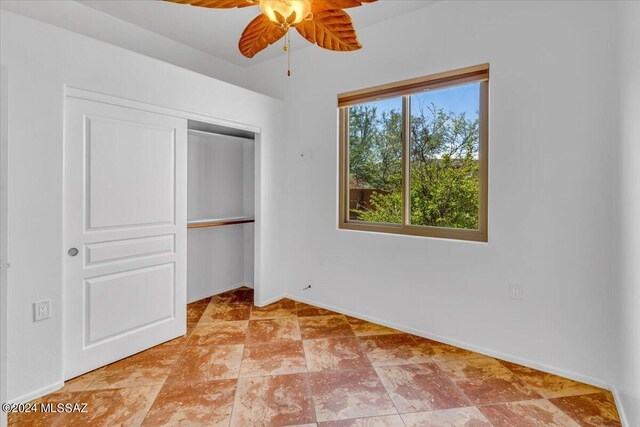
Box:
left=256, top=293, right=286, bottom=307
left=286, top=293, right=617, bottom=392
left=611, top=386, right=632, bottom=427
left=9, top=381, right=63, bottom=405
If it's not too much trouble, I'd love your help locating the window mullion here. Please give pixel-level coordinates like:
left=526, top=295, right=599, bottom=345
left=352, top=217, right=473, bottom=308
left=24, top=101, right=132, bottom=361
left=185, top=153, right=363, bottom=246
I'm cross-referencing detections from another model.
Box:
left=340, top=107, right=349, bottom=226
left=402, top=95, right=411, bottom=226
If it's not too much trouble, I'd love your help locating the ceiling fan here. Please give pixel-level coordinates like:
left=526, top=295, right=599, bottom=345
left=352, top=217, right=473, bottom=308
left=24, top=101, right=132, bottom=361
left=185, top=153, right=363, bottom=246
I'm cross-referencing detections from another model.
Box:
left=165, top=0, right=377, bottom=74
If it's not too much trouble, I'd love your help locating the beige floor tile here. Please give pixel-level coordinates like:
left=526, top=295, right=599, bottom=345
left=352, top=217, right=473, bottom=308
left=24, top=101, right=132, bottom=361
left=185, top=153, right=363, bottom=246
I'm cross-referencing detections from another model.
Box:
left=299, top=315, right=355, bottom=340
left=358, top=334, right=433, bottom=366
left=401, top=407, right=492, bottom=427
left=189, top=320, right=248, bottom=346
left=500, top=360, right=607, bottom=398
left=87, top=347, right=182, bottom=390
left=200, top=302, right=252, bottom=322
left=309, top=369, right=397, bottom=422
left=549, top=392, right=622, bottom=427
left=246, top=317, right=302, bottom=344
left=56, top=385, right=161, bottom=426
left=438, top=357, right=541, bottom=405
left=250, top=298, right=297, bottom=319
left=479, top=398, right=580, bottom=427
left=167, top=344, right=243, bottom=383
left=375, top=363, right=470, bottom=413
left=230, top=373, right=316, bottom=426
left=318, top=414, right=405, bottom=426
left=304, top=337, right=371, bottom=372
left=411, top=336, right=486, bottom=363
left=297, top=302, right=339, bottom=317
left=188, top=297, right=212, bottom=306
left=142, top=379, right=236, bottom=426
left=346, top=317, right=400, bottom=337
left=55, top=368, right=105, bottom=394
left=240, top=341, right=307, bottom=377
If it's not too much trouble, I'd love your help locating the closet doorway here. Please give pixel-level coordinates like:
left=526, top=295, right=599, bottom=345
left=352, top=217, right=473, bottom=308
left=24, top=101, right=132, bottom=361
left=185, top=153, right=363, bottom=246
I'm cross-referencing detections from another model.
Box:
left=186, top=120, right=256, bottom=302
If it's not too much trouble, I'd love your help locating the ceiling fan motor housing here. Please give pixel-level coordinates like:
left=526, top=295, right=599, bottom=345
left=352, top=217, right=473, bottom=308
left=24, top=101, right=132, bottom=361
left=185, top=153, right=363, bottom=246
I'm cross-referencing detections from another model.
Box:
left=259, top=0, right=313, bottom=28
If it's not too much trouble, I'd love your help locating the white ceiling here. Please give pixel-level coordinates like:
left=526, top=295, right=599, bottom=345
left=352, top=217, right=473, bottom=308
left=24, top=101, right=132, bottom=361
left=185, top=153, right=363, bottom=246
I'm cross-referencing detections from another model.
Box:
left=1, top=0, right=438, bottom=67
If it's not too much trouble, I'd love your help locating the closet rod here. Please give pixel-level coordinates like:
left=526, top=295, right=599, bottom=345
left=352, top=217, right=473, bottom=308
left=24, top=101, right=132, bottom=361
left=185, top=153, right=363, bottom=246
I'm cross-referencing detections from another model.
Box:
left=188, top=128, right=254, bottom=142
left=187, top=218, right=254, bottom=229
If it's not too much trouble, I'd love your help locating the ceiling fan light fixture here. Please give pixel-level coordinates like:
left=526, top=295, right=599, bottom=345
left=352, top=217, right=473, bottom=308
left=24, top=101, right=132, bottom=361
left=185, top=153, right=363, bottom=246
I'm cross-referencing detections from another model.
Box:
left=259, top=0, right=312, bottom=27
left=165, top=0, right=376, bottom=67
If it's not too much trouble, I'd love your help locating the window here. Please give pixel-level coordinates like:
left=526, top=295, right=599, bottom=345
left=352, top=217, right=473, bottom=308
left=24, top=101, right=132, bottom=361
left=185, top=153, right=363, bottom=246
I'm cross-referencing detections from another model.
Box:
left=338, top=64, right=489, bottom=242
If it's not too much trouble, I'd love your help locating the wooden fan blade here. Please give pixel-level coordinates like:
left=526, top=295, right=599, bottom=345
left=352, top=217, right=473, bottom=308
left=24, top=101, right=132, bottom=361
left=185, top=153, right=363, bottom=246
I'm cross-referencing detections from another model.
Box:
left=163, top=0, right=257, bottom=9
left=239, top=14, right=287, bottom=58
left=296, top=9, right=362, bottom=52
left=311, top=0, right=377, bottom=12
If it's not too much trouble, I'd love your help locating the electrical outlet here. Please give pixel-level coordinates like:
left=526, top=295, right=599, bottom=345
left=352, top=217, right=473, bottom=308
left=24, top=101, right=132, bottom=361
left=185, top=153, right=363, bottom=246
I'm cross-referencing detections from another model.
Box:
left=509, top=284, right=523, bottom=300
left=34, top=299, right=51, bottom=321
left=298, top=151, right=314, bottom=162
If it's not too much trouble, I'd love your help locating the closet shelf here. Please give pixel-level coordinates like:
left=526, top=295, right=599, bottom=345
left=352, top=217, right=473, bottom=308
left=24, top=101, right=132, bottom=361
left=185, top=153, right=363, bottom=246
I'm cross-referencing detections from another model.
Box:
left=187, top=216, right=254, bottom=229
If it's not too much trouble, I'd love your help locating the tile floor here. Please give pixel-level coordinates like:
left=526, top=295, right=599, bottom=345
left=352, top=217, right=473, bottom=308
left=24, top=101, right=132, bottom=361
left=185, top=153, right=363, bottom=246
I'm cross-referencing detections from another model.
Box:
left=9, top=287, right=622, bottom=426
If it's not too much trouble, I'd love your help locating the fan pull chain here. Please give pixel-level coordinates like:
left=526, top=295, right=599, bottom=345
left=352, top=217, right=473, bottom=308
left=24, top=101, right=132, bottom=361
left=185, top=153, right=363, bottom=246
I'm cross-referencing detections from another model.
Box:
left=284, top=30, right=291, bottom=77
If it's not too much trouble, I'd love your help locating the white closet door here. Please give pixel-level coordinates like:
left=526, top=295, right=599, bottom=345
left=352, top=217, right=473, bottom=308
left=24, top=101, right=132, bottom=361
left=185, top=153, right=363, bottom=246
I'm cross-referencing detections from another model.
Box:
left=63, top=97, right=187, bottom=379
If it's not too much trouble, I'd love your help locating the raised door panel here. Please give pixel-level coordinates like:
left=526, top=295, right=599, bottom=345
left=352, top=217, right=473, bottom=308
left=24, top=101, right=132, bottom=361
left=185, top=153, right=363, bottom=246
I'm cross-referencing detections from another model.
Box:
left=85, top=263, right=175, bottom=345
left=85, top=235, right=175, bottom=266
left=86, top=116, right=175, bottom=231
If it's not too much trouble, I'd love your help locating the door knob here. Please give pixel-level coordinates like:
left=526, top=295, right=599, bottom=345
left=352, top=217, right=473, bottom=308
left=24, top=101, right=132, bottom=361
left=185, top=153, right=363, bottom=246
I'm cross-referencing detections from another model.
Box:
left=68, top=248, right=79, bottom=257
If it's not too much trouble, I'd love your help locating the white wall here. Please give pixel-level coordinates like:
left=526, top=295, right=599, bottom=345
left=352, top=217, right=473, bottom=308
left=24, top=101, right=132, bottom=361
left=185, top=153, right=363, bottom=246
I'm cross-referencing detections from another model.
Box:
left=0, top=64, right=9, bottom=427
left=616, top=1, right=640, bottom=424
left=187, top=133, right=247, bottom=220
left=188, top=226, right=247, bottom=301
left=244, top=142, right=256, bottom=286
left=0, top=0, right=250, bottom=89
left=0, top=10, right=285, bottom=402
left=246, top=0, right=620, bottom=391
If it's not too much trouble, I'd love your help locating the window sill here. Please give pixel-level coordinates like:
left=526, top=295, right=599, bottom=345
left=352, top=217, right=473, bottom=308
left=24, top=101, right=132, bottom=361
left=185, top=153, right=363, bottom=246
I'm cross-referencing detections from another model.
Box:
left=339, top=220, right=488, bottom=243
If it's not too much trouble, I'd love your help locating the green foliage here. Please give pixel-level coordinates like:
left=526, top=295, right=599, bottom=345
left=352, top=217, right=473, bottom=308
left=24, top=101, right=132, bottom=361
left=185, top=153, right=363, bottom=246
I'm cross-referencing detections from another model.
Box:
left=359, top=191, right=403, bottom=224
left=349, top=100, right=480, bottom=230
left=349, top=105, right=403, bottom=192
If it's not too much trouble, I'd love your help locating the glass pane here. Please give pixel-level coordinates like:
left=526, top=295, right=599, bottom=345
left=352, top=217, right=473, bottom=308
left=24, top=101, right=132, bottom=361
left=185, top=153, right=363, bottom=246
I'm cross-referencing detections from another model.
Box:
left=409, top=82, right=481, bottom=230
left=348, top=97, right=403, bottom=224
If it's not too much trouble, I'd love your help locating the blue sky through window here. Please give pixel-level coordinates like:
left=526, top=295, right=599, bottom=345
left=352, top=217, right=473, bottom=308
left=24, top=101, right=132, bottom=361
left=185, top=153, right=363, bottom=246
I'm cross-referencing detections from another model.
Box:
left=373, top=82, right=480, bottom=118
